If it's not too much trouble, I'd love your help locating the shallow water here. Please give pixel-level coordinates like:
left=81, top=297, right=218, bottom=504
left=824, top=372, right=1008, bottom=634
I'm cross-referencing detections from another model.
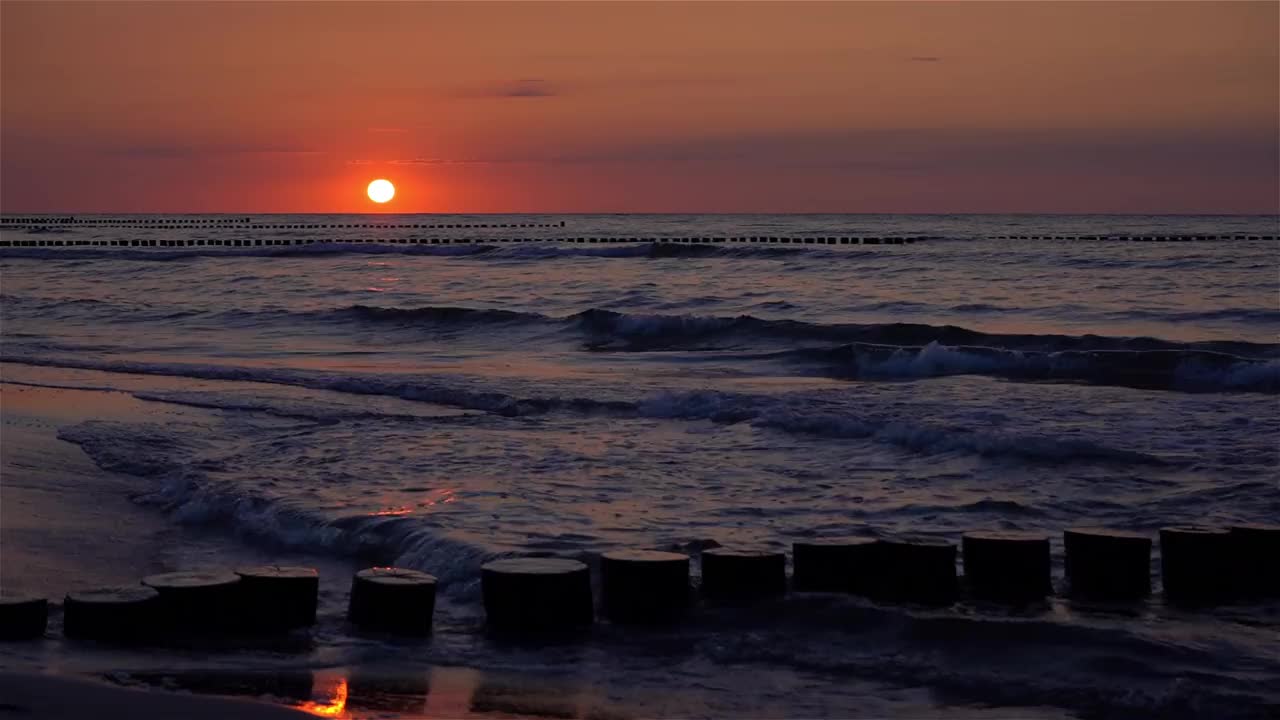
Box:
left=1, top=214, right=1278, bottom=718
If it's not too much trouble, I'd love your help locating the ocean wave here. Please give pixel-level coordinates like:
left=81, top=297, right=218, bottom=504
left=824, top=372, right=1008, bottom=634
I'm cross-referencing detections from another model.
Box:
left=342, top=304, right=546, bottom=326
left=778, top=341, right=1280, bottom=393
left=156, top=481, right=498, bottom=596
left=1116, top=307, right=1280, bottom=325
left=0, top=355, right=634, bottom=417
left=565, top=309, right=1278, bottom=358
left=895, top=498, right=1046, bottom=516
left=9, top=291, right=1274, bottom=361
left=130, top=389, right=482, bottom=425
left=0, top=293, right=205, bottom=324
left=57, top=419, right=495, bottom=593
left=270, top=303, right=1277, bottom=361
left=569, top=311, right=1278, bottom=392
left=10, top=356, right=1171, bottom=464
left=4, top=302, right=1277, bottom=392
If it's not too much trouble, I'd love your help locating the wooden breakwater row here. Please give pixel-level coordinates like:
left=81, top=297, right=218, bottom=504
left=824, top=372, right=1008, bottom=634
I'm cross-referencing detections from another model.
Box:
left=0, top=235, right=924, bottom=248
left=1, top=525, right=1275, bottom=642
left=2, top=232, right=1276, bottom=249
left=0, top=218, right=567, bottom=230
left=0, top=217, right=1275, bottom=242
left=992, top=233, right=1277, bottom=241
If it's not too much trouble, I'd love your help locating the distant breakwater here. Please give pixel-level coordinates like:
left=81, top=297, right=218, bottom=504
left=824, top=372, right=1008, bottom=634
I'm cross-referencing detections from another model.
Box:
left=3, top=216, right=1276, bottom=247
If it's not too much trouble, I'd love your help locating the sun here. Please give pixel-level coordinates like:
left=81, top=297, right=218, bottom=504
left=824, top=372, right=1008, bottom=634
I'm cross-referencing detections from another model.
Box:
left=367, top=178, right=395, bottom=204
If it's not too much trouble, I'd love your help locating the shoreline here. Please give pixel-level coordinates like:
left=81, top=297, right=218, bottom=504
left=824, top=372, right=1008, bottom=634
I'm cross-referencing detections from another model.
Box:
left=0, top=672, right=312, bottom=719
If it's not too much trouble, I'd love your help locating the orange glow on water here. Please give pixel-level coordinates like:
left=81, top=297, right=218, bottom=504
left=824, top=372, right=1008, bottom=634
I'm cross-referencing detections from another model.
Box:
left=420, top=488, right=458, bottom=508
left=368, top=489, right=458, bottom=517
left=298, top=677, right=348, bottom=717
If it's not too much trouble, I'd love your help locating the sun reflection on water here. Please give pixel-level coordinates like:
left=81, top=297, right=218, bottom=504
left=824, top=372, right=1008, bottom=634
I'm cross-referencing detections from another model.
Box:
left=297, top=676, right=348, bottom=717
left=368, top=488, right=458, bottom=517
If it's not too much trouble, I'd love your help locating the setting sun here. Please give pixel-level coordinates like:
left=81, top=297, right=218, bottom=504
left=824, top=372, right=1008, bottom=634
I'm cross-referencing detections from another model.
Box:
left=367, top=179, right=395, bottom=204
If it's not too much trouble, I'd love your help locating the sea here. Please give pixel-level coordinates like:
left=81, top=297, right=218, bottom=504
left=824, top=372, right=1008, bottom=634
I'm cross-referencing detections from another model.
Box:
left=1, top=214, right=1278, bottom=719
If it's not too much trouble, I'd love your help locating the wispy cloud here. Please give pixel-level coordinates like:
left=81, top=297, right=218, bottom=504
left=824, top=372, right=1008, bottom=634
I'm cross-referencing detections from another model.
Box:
left=458, top=78, right=559, bottom=99
left=505, top=78, right=555, bottom=97
left=908, top=56, right=942, bottom=63
left=342, top=158, right=493, bottom=166
left=389, top=157, right=494, bottom=166
left=104, top=142, right=322, bottom=158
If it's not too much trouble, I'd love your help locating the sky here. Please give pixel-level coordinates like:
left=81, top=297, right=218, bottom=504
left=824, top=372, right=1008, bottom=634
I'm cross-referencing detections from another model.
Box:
left=2, top=1, right=1277, bottom=214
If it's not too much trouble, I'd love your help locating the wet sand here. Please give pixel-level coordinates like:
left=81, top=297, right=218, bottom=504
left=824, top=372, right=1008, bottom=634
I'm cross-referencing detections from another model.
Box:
left=0, top=672, right=312, bottom=719
left=1, top=381, right=183, bottom=596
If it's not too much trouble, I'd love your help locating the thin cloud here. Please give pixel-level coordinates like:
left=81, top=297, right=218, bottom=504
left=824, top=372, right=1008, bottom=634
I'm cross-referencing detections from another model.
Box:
left=389, top=158, right=494, bottom=165
left=104, top=143, right=322, bottom=158
left=346, top=158, right=493, bottom=166
left=458, top=78, right=558, bottom=99
left=498, top=78, right=556, bottom=97
left=908, top=56, right=942, bottom=63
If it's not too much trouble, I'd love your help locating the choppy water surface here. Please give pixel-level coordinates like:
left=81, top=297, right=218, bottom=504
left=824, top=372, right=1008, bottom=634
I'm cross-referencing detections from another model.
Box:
left=2, top=214, right=1278, bottom=718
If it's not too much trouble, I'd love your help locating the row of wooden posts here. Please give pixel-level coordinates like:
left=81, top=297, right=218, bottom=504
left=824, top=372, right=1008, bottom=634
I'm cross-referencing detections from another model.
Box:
left=0, top=219, right=566, bottom=229
left=0, top=217, right=1274, bottom=242
left=0, top=236, right=923, bottom=248
left=991, top=234, right=1277, bottom=241
left=0, top=525, right=1275, bottom=642
left=3, top=236, right=1276, bottom=250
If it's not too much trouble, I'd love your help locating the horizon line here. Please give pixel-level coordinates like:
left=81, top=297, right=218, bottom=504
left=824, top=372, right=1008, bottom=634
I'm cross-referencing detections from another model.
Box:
left=3, top=211, right=1278, bottom=218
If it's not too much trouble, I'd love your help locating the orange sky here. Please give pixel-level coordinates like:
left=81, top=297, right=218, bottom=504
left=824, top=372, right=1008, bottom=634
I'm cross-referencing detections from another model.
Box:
left=2, top=1, right=1276, bottom=213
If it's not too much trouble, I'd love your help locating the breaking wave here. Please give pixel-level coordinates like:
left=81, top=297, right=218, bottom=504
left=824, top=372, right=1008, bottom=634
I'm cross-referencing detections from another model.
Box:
left=12, top=296, right=1273, bottom=391
left=54, top=418, right=497, bottom=593
left=12, top=356, right=1171, bottom=465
